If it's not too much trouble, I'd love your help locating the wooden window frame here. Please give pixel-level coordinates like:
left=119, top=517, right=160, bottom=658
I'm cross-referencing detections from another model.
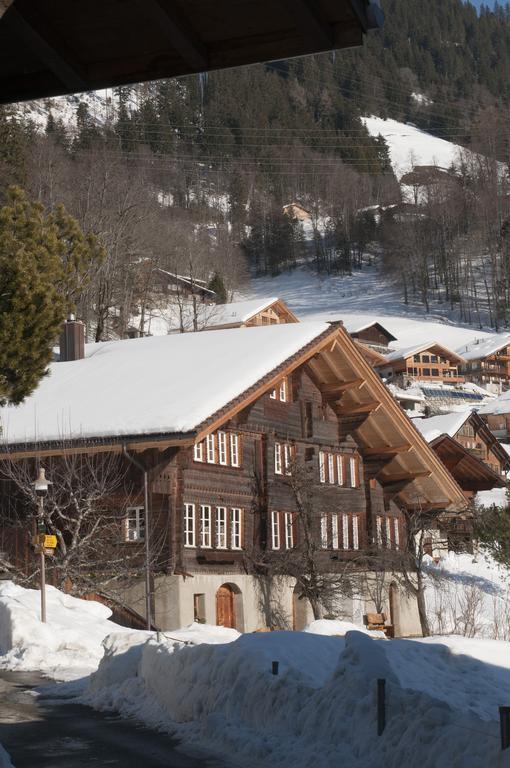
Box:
left=200, top=504, right=212, bottom=548
left=319, top=451, right=326, bottom=483
left=352, top=515, right=360, bottom=550
left=320, top=513, right=328, bottom=548
left=184, top=503, right=196, bottom=548
left=328, top=453, right=335, bottom=484
left=331, top=513, right=339, bottom=549
left=218, top=431, right=228, bottom=466
left=342, top=513, right=350, bottom=550
left=271, top=510, right=280, bottom=550
left=206, top=434, right=216, bottom=464
left=336, top=455, right=344, bottom=486
left=216, top=506, right=227, bottom=549
left=230, top=433, right=240, bottom=467
left=376, top=515, right=383, bottom=547
left=284, top=511, right=294, bottom=550
left=393, top=518, right=400, bottom=549
left=283, top=443, right=293, bottom=475
left=275, top=442, right=283, bottom=475
left=385, top=517, right=391, bottom=549
left=124, top=506, right=145, bottom=542
left=349, top=456, right=358, bottom=488
left=193, top=442, right=204, bottom=462
left=231, top=508, right=243, bottom=550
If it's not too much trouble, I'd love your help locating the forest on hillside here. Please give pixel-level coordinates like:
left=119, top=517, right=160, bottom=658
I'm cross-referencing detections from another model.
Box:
left=1, top=0, right=510, bottom=335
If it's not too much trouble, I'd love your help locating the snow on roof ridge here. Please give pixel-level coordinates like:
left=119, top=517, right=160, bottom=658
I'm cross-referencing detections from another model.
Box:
left=382, top=339, right=465, bottom=364
left=456, top=332, right=510, bottom=361
left=412, top=411, right=471, bottom=443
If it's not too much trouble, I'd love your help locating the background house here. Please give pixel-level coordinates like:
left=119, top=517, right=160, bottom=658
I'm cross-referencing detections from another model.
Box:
left=377, top=342, right=466, bottom=387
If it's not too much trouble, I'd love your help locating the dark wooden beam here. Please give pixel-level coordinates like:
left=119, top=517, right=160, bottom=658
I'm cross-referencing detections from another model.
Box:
left=7, top=8, right=87, bottom=91
left=322, top=379, right=365, bottom=397
left=140, top=0, right=208, bottom=71
left=278, top=0, right=333, bottom=48
left=364, top=443, right=411, bottom=458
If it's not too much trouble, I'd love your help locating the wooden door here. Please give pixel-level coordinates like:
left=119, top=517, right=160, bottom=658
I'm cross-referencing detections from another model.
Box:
left=216, top=585, right=235, bottom=628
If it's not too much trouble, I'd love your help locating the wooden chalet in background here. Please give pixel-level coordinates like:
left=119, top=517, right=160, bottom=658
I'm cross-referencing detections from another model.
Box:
left=478, top=390, right=510, bottom=442
left=457, top=334, right=510, bottom=391
left=0, top=319, right=465, bottom=636
left=200, top=297, right=298, bottom=330
left=348, top=322, right=397, bottom=354
left=377, top=342, right=466, bottom=387
left=152, top=268, right=216, bottom=303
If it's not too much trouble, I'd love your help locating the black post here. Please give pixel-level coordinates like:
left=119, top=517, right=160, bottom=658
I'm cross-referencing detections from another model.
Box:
left=499, top=707, right=510, bottom=750
left=377, top=678, right=386, bottom=736
left=272, top=661, right=279, bottom=675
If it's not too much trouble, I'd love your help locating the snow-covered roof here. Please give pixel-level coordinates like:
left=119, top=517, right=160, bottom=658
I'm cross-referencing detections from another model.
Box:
left=456, top=333, right=510, bottom=362
left=382, top=341, right=465, bottom=365
left=0, top=323, right=330, bottom=445
left=479, top=388, right=510, bottom=416
left=388, top=384, right=425, bottom=403
left=345, top=320, right=397, bottom=341
left=203, top=297, right=280, bottom=327
left=412, top=412, right=471, bottom=443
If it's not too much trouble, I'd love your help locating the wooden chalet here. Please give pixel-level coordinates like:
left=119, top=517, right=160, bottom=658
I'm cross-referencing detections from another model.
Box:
left=201, top=298, right=298, bottom=331
left=457, top=333, right=510, bottom=391
left=0, top=320, right=465, bottom=637
left=152, top=268, right=216, bottom=303
left=413, top=410, right=510, bottom=480
left=428, top=435, right=506, bottom=501
left=479, top=390, right=510, bottom=442
left=0, top=0, right=383, bottom=105
left=348, top=322, right=397, bottom=354
left=377, top=342, right=466, bottom=387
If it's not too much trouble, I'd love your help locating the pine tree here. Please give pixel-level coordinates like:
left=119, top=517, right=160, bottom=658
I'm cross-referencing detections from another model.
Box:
left=0, top=187, right=105, bottom=405
left=208, top=272, right=228, bottom=304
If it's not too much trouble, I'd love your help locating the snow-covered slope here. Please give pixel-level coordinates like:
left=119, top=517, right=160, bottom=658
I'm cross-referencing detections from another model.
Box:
left=362, top=116, right=465, bottom=181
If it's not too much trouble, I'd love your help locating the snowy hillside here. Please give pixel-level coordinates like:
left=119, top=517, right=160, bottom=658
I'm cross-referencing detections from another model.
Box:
left=13, top=89, right=115, bottom=130
left=362, top=116, right=466, bottom=180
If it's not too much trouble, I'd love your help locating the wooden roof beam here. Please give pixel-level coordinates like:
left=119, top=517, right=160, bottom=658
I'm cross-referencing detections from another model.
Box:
left=322, top=379, right=366, bottom=397
left=364, top=443, right=412, bottom=458
left=337, top=400, right=381, bottom=416
left=278, top=0, right=333, bottom=48
left=8, top=8, right=87, bottom=91
left=380, top=470, right=432, bottom=485
left=140, top=0, right=208, bottom=71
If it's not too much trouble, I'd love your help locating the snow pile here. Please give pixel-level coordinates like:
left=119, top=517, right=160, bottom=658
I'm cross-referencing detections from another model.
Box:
left=304, top=618, right=386, bottom=638
left=0, top=581, right=135, bottom=680
left=0, top=744, right=13, bottom=768
left=425, top=551, right=510, bottom=640
left=84, top=629, right=508, bottom=768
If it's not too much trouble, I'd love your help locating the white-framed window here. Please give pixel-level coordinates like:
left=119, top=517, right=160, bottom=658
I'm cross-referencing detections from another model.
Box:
left=353, top=516, right=359, bottom=550
left=385, top=517, right=391, bottom=549
left=321, top=514, right=328, bottom=548
left=275, top=443, right=283, bottom=475
left=336, top=455, right=344, bottom=486
left=184, top=503, right=196, bottom=547
left=284, top=512, right=294, bottom=549
left=200, top=505, right=212, bottom=548
left=283, top=444, right=293, bottom=475
left=279, top=378, right=287, bottom=402
left=216, top=506, right=227, bottom=549
left=394, top=518, right=400, bottom=549
left=342, top=514, right=350, bottom=550
left=218, top=431, right=228, bottom=465
left=328, top=453, right=335, bottom=484
left=350, top=457, right=358, bottom=487
left=269, top=388, right=277, bottom=399
left=230, top=433, right=240, bottom=467
left=124, top=506, right=145, bottom=542
left=193, top=442, right=204, bottom=462
left=319, top=451, right=326, bottom=483
left=331, top=514, right=339, bottom=549
left=376, top=515, right=383, bottom=547
left=206, top=434, right=216, bottom=464
left=271, top=510, right=280, bottom=549
left=231, top=508, right=242, bottom=550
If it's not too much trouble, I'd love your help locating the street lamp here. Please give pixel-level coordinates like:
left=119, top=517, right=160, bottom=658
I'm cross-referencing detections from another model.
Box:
left=34, top=467, right=50, bottom=623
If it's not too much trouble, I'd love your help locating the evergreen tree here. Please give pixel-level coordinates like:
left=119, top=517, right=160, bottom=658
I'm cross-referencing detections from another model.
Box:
left=0, top=187, right=105, bottom=405
left=208, top=272, right=228, bottom=303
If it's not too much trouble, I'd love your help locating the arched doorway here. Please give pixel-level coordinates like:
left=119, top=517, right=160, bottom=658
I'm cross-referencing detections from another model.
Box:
left=216, top=583, right=241, bottom=629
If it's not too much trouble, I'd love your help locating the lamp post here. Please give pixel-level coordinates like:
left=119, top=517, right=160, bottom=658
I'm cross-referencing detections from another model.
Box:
left=34, top=467, right=50, bottom=623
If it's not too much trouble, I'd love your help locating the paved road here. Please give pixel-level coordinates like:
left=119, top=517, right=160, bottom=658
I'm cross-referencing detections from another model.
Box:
left=0, top=671, right=229, bottom=768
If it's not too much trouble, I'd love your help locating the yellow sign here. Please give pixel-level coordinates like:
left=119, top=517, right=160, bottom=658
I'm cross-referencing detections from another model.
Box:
left=43, top=535, right=57, bottom=549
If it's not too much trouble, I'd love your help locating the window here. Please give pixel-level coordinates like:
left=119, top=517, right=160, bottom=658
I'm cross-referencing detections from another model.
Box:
left=331, top=514, right=339, bottom=549
left=216, top=506, right=227, bottom=549
left=279, top=378, right=288, bottom=402
left=269, top=387, right=277, bottom=399
left=269, top=377, right=289, bottom=402
left=413, top=354, right=420, bottom=362
left=206, top=434, right=215, bottom=463
left=218, top=431, right=228, bottom=465
left=200, top=505, right=212, bottom=548
left=393, top=518, right=400, bottom=549
left=194, top=442, right=204, bottom=462
left=349, top=457, right=358, bottom=488
left=352, top=516, right=359, bottom=550
left=124, top=506, right=145, bottom=542
left=231, top=508, right=242, bottom=550
left=321, top=514, right=328, bottom=548
left=342, top=514, right=350, bottom=550
left=230, top=433, right=240, bottom=467
left=328, top=453, right=335, bottom=484
left=271, top=510, right=280, bottom=549
left=283, top=444, right=293, bottom=475
left=422, top=355, right=430, bottom=363
left=385, top=517, right=391, bottom=549
left=431, top=368, right=439, bottom=377
left=284, top=512, right=294, bottom=550
left=275, top=443, right=283, bottom=475
left=423, top=368, right=431, bottom=377
left=431, top=355, right=438, bottom=363
left=336, top=455, right=344, bottom=486
left=184, top=503, right=196, bottom=547
left=319, top=451, right=326, bottom=483
left=376, top=515, right=383, bottom=547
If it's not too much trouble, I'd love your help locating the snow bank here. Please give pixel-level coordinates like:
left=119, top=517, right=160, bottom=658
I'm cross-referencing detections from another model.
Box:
left=0, top=744, right=13, bottom=768
left=304, top=618, right=386, bottom=639
left=0, top=581, right=134, bottom=680
left=85, top=629, right=509, bottom=768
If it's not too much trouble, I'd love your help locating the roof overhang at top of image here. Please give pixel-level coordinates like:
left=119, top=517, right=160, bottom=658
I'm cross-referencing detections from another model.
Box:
left=0, top=0, right=384, bottom=105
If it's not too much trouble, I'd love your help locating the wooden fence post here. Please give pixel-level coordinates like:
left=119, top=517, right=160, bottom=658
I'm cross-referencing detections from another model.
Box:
left=377, top=679, right=386, bottom=736
left=500, top=707, right=510, bottom=750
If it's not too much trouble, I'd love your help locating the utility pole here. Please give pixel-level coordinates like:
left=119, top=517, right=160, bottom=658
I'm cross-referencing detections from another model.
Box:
left=34, top=467, right=51, bottom=623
